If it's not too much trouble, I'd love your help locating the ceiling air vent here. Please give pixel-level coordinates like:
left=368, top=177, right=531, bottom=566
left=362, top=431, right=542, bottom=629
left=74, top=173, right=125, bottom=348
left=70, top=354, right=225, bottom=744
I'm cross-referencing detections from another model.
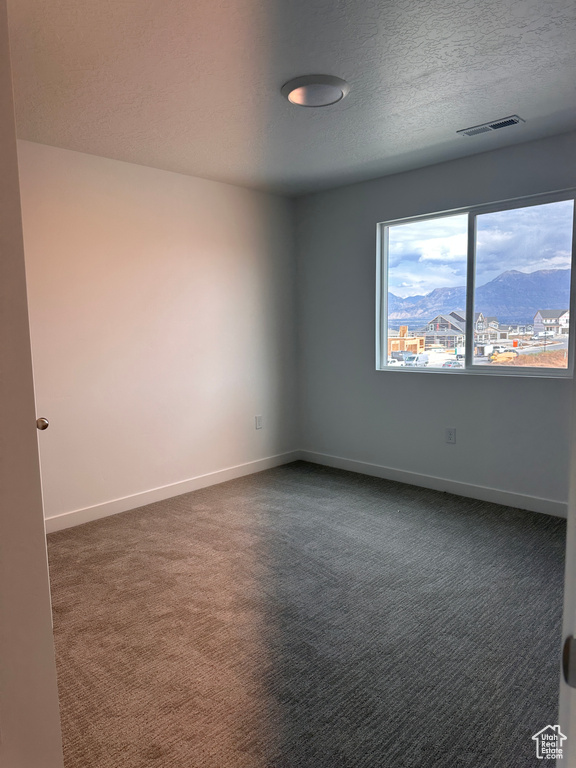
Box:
left=457, top=115, right=525, bottom=137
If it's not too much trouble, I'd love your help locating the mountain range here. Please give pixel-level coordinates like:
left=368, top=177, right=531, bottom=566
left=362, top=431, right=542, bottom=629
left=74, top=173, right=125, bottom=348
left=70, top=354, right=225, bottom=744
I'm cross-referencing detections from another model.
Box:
left=388, top=268, right=571, bottom=325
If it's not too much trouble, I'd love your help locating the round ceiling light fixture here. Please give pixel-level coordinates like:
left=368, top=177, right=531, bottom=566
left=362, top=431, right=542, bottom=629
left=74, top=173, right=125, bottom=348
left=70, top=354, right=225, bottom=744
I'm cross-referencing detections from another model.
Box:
left=281, top=75, right=350, bottom=108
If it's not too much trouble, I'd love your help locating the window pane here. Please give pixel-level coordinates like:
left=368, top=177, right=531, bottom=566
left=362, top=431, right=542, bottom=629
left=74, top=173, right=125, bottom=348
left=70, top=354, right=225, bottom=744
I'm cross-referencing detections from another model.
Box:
left=386, top=214, right=468, bottom=369
left=473, top=200, right=574, bottom=369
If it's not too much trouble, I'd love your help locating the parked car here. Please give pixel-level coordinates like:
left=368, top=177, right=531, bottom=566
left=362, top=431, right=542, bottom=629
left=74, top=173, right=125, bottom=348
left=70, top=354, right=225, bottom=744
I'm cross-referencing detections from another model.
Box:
left=442, top=360, right=463, bottom=368
left=387, top=358, right=405, bottom=366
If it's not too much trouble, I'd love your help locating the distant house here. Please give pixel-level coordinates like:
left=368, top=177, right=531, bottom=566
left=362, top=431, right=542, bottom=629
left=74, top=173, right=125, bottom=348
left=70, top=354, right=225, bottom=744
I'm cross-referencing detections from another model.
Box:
left=445, top=311, right=489, bottom=334
left=421, top=310, right=507, bottom=349
left=422, top=328, right=465, bottom=350
left=425, top=314, right=464, bottom=333
left=533, top=309, right=569, bottom=335
left=495, top=324, right=513, bottom=340
left=502, top=323, right=533, bottom=336
left=449, top=310, right=466, bottom=325
left=421, top=309, right=531, bottom=348
left=420, top=314, right=465, bottom=350
left=471, top=311, right=500, bottom=342
left=452, top=311, right=498, bottom=341
left=387, top=325, right=426, bottom=356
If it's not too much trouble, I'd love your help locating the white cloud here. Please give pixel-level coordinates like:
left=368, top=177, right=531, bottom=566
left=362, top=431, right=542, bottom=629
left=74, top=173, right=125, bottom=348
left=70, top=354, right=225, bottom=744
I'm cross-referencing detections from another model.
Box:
left=387, top=200, right=574, bottom=297
left=417, top=232, right=468, bottom=262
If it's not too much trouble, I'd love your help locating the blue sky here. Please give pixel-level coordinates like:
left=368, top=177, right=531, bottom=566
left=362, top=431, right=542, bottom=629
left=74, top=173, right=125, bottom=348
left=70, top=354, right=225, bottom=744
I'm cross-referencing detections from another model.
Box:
left=387, top=200, right=574, bottom=298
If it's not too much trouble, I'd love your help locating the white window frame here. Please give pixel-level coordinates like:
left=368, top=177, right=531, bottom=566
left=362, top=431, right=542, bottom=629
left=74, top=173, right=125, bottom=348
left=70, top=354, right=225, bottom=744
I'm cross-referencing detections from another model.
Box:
left=376, top=189, right=576, bottom=378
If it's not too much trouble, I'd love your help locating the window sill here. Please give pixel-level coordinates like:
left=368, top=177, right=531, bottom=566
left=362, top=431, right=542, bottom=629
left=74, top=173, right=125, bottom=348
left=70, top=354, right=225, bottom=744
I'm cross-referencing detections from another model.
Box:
left=377, top=365, right=572, bottom=379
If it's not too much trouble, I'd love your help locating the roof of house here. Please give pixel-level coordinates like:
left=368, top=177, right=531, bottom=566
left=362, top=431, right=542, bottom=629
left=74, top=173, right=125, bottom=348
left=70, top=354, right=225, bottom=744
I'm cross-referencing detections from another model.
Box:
left=427, top=314, right=465, bottom=332
left=535, top=309, right=569, bottom=319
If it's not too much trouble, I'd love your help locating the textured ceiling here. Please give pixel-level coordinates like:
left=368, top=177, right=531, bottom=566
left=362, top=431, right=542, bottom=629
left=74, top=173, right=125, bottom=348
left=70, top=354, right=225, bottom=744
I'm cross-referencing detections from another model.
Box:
left=7, top=0, right=576, bottom=194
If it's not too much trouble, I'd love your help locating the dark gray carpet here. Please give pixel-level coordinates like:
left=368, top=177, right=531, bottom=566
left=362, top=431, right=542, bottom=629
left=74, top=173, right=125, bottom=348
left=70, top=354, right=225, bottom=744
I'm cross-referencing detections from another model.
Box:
left=47, top=461, right=566, bottom=767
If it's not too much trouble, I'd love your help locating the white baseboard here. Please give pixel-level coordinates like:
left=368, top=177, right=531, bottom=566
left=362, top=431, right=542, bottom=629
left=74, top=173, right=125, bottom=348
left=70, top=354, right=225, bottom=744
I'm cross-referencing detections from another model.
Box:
left=45, top=448, right=567, bottom=533
left=299, top=450, right=567, bottom=519
left=44, top=451, right=301, bottom=533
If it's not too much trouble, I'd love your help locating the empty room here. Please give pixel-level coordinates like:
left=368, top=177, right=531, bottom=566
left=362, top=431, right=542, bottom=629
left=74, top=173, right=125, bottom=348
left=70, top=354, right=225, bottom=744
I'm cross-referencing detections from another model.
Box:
left=2, top=0, right=576, bottom=767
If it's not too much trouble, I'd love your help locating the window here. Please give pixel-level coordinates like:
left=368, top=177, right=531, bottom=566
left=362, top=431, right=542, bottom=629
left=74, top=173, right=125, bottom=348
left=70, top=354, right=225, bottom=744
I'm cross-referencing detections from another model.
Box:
left=377, top=193, right=575, bottom=374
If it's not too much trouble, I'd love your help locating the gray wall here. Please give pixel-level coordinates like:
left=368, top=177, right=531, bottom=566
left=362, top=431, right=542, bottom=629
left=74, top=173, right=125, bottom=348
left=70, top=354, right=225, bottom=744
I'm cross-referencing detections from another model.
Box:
left=295, top=132, right=576, bottom=515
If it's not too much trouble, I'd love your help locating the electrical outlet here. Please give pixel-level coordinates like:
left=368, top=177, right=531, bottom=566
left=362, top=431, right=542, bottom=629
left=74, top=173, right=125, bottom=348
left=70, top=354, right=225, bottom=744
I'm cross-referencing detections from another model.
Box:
left=445, top=427, right=456, bottom=444
left=255, top=415, right=263, bottom=430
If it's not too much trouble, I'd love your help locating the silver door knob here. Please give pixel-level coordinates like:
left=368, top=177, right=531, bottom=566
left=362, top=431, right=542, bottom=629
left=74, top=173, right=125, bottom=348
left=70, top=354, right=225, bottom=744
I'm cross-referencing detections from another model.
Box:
left=36, top=417, right=49, bottom=431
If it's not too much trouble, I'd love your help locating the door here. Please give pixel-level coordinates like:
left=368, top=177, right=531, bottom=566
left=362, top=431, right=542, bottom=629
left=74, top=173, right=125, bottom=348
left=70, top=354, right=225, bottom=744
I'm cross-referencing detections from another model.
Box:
left=560, top=431, right=576, bottom=766
left=0, top=1, right=64, bottom=765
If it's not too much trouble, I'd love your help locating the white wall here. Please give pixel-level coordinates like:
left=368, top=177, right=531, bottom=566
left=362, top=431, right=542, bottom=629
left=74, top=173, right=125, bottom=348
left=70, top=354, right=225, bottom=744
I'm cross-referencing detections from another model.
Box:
left=295, top=132, right=576, bottom=516
left=19, top=132, right=576, bottom=525
left=18, top=141, right=298, bottom=527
